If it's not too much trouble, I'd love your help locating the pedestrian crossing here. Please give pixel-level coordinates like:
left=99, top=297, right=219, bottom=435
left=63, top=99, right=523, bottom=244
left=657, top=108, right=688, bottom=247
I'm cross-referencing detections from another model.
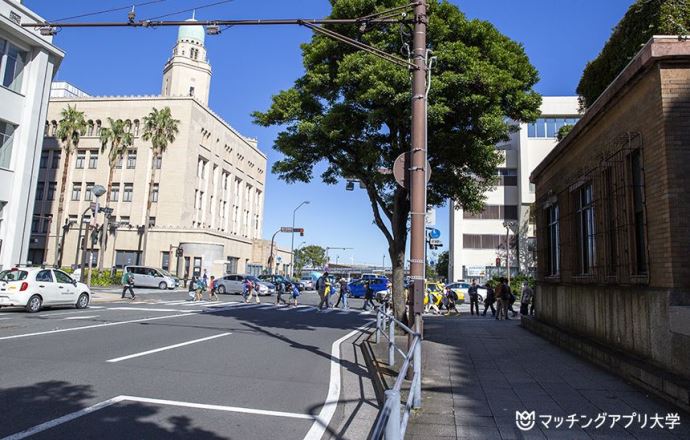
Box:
left=117, top=299, right=375, bottom=316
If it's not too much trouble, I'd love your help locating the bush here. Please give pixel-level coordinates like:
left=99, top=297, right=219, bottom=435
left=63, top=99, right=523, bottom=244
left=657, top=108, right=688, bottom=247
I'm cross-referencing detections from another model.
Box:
left=488, top=273, right=535, bottom=299
left=78, top=270, right=123, bottom=287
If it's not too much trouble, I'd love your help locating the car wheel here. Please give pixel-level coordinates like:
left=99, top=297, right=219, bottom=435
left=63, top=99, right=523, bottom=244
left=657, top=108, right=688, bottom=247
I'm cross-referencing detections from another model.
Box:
left=218, top=285, right=226, bottom=294
left=25, top=295, right=42, bottom=313
left=76, top=293, right=89, bottom=309
left=158, top=281, right=168, bottom=290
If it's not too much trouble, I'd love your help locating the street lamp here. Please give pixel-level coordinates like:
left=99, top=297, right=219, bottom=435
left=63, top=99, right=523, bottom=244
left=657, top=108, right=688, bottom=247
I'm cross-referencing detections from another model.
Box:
left=81, top=185, right=106, bottom=286
left=290, top=201, right=309, bottom=278
left=503, top=220, right=518, bottom=283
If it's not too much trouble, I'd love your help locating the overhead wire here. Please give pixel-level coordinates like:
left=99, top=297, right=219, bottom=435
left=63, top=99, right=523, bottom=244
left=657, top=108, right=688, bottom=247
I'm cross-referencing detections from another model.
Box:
left=51, top=0, right=167, bottom=22
left=143, top=0, right=235, bottom=20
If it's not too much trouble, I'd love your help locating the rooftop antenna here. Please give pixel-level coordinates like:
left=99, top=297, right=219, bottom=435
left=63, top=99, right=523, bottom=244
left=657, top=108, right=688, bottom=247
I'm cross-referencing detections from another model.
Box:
left=192, top=9, right=196, bottom=20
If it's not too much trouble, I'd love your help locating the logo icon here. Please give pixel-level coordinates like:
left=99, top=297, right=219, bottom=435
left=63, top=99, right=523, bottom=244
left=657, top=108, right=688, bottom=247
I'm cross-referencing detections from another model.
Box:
left=515, top=411, right=536, bottom=431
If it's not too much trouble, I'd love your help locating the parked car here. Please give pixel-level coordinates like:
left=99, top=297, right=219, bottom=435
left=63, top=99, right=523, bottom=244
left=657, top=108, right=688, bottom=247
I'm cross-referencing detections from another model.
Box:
left=348, top=276, right=388, bottom=298
left=426, top=281, right=466, bottom=304
left=124, top=266, right=178, bottom=290
left=259, top=274, right=304, bottom=291
left=0, top=267, right=91, bottom=313
left=445, top=282, right=486, bottom=302
left=300, top=275, right=315, bottom=290
left=215, top=274, right=274, bottom=296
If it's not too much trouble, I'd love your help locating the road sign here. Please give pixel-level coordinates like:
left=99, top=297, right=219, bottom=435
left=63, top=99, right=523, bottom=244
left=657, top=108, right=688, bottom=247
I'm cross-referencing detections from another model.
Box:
left=393, top=152, right=431, bottom=189
left=428, top=228, right=441, bottom=239
left=99, top=207, right=114, bottom=215
left=426, top=208, right=436, bottom=226
left=428, top=239, right=442, bottom=246
left=280, top=227, right=304, bottom=234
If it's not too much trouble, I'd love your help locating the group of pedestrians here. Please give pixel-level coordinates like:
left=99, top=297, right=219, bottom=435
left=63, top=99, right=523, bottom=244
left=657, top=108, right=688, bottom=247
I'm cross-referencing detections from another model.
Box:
left=478, top=278, right=535, bottom=320
left=316, top=272, right=355, bottom=311
left=424, top=286, right=460, bottom=315
left=188, top=270, right=219, bottom=302
left=274, top=278, right=301, bottom=307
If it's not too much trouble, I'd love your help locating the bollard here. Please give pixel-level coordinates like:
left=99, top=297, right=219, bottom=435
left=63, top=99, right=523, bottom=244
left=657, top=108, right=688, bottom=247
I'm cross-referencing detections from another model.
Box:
left=388, top=319, right=395, bottom=367
left=376, top=311, right=381, bottom=344
left=413, top=335, right=422, bottom=408
left=384, top=389, right=401, bottom=440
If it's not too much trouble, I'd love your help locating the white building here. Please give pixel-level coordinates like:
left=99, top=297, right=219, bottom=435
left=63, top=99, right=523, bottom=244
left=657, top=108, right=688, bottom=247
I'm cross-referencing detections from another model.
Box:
left=0, top=0, right=63, bottom=269
left=449, top=97, right=580, bottom=282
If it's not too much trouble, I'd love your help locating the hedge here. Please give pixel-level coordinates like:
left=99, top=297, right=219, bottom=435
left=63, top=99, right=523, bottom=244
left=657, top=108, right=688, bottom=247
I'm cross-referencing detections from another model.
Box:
left=577, top=0, right=690, bottom=109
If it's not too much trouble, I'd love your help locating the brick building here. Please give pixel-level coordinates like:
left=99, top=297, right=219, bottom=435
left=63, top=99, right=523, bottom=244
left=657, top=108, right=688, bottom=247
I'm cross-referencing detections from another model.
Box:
left=529, top=36, right=690, bottom=411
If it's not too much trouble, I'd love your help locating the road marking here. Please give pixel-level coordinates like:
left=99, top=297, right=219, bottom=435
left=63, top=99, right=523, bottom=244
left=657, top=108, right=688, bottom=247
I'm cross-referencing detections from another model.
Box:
left=0, top=317, right=12, bottom=321
left=2, top=395, right=312, bottom=440
left=105, top=307, right=194, bottom=313
left=38, top=311, right=91, bottom=318
left=88, top=306, right=106, bottom=309
left=303, top=323, right=373, bottom=440
left=106, top=332, right=231, bottom=363
left=64, top=315, right=100, bottom=320
left=0, top=312, right=197, bottom=341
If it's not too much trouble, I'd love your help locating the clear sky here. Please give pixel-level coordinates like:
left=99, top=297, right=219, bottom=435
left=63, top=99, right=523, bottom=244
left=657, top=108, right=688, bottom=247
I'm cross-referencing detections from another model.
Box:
left=24, top=0, right=634, bottom=266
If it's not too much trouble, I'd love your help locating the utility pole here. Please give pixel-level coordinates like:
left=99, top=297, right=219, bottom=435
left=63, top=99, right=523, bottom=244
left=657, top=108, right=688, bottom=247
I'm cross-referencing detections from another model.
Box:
left=408, top=1, right=428, bottom=338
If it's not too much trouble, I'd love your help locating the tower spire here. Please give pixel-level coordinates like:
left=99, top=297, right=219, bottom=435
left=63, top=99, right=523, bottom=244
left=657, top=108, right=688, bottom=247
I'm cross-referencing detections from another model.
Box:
left=192, top=9, right=196, bottom=20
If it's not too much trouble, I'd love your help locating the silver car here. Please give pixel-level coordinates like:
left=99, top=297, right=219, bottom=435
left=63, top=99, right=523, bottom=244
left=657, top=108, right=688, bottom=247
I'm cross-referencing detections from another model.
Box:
left=124, top=266, right=177, bottom=290
left=215, top=274, right=273, bottom=296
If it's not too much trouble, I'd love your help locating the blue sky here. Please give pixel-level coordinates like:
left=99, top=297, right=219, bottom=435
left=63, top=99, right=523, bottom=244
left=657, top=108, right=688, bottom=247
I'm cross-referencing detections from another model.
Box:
left=25, top=0, right=634, bottom=266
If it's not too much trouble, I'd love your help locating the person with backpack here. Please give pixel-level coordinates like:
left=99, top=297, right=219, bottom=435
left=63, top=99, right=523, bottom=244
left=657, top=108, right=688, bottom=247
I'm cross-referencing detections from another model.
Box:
left=482, top=282, right=496, bottom=317
left=194, top=275, right=206, bottom=301
left=363, top=280, right=376, bottom=311
left=444, top=286, right=460, bottom=315
left=520, top=282, right=533, bottom=316
left=468, top=279, right=480, bottom=315
left=316, top=272, right=330, bottom=310
left=121, top=270, right=136, bottom=300
left=275, top=279, right=288, bottom=305
left=334, top=278, right=349, bottom=310
left=290, top=281, right=300, bottom=306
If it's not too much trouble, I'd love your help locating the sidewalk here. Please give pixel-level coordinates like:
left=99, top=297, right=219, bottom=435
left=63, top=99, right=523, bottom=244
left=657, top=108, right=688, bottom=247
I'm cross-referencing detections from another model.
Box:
left=401, top=314, right=690, bottom=440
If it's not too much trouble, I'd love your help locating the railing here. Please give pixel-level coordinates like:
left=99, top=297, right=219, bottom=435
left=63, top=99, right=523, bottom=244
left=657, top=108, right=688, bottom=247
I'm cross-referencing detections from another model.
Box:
left=370, top=308, right=422, bottom=439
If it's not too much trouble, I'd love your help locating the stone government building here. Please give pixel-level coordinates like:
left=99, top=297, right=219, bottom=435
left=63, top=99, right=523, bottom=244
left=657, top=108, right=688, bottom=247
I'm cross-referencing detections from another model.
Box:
left=528, top=37, right=690, bottom=411
left=30, top=20, right=273, bottom=277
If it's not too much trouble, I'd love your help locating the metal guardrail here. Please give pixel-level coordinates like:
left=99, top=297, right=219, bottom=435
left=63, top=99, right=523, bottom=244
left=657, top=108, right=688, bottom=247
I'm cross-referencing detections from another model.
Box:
left=370, top=308, right=422, bottom=439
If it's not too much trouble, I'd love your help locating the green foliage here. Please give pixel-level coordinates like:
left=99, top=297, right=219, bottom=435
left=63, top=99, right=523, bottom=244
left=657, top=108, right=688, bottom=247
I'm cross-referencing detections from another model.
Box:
left=295, top=245, right=327, bottom=272
left=56, top=105, right=86, bottom=153
left=435, top=251, right=449, bottom=280
left=489, top=273, right=535, bottom=298
left=89, top=270, right=123, bottom=287
left=142, top=107, right=180, bottom=156
left=100, top=118, right=134, bottom=168
left=557, top=124, right=574, bottom=141
left=577, top=0, right=690, bottom=108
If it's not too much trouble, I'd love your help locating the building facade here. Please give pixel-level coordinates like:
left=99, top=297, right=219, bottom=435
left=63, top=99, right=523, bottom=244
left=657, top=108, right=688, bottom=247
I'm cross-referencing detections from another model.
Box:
left=529, top=37, right=690, bottom=411
left=30, top=20, right=267, bottom=278
left=0, top=0, right=63, bottom=269
left=448, top=97, right=580, bottom=282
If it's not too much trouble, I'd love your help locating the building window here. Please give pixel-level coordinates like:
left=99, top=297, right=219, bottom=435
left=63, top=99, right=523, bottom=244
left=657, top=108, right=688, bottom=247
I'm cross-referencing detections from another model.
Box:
left=0, top=38, right=27, bottom=93
left=119, top=215, right=130, bottom=225
left=123, top=183, right=133, bottom=202
left=71, top=183, right=82, bottom=201
left=115, top=250, right=141, bottom=268
left=193, top=257, right=202, bottom=277
left=576, top=184, right=595, bottom=275
left=189, top=86, right=195, bottom=97
left=0, top=119, right=17, bottom=169
left=151, top=183, right=159, bottom=203
left=498, top=168, right=518, bottom=186
left=197, top=157, right=207, bottom=178
left=226, top=256, right=239, bottom=274
left=126, top=149, right=136, bottom=169
left=133, top=120, right=140, bottom=137
left=546, top=204, right=560, bottom=276
left=604, top=168, right=617, bottom=275
left=148, top=216, right=156, bottom=227
left=47, top=182, right=57, bottom=201
left=527, top=118, right=580, bottom=139
left=86, top=120, right=94, bottom=136
left=110, top=184, right=120, bottom=202
left=51, top=151, right=61, bottom=169
left=463, top=205, right=518, bottom=220
left=153, top=155, right=162, bottom=169
left=40, top=151, right=49, bottom=168
left=630, top=150, right=647, bottom=275
left=84, top=182, right=94, bottom=201
left=161, top=251, right=170, bottom=271
left=462, top=234, right=508, bottom=250
left=35, top=182, right=45, bottom=200
left=31, top=216, right=40, bottom=233
left=115, top=155, right=123, bottom=169
left=75, top=150, right=86, bottom=169
left=88, top=150, right=98, bottom=169
left=95, top=120, right=102, bottom=135
left=42, top=215, right=52, bottom=233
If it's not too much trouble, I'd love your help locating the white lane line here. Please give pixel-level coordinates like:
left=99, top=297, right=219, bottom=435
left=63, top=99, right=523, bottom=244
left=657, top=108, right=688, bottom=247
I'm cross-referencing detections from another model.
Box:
left=2, top=395, right=126, bottom=440
left=106, top=332, right=231, bottom=363
left=89, top=306, right=106, bottom=309
left=121, top=396, right=314, bottom=419
left=303, top=322, right=373, bottom=440
left=64, top=315, right=100, bottom=320
left=39, top=311, right=91, bottom=318
left=0, top=317, right=12, bottom=321
left=2, top=395, right=312, bottom=440
left=0, top=312, right=197, bottom=341
left=105, top=307, right=193, bottom=313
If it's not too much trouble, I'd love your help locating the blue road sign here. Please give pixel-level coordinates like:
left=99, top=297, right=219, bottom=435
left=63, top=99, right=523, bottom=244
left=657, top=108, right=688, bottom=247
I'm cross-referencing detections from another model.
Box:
left=428, top=228, right=441, bottom=239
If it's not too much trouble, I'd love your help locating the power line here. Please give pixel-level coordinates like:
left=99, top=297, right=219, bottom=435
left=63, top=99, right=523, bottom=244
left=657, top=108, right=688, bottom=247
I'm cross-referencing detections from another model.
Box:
left=51, top=0, right=167, bottom=23
left=144, top=0, right=235, bottom=20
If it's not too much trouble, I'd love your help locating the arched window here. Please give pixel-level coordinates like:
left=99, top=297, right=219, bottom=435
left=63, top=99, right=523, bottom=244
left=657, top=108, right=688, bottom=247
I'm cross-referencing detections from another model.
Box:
left=95, top=120, right=102, bottom=135
left=125, top=119, right=132, bottom=133
left=50, top=120, right=57, bottom=136
left=44, top=121, right=49, bottom=137
left=86, top=120, right=94, bottom=136
left=133, top=120, right=140, bottom=136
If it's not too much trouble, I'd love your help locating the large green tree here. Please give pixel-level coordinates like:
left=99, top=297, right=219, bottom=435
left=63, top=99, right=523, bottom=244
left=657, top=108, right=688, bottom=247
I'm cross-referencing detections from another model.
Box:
left=254, top=0, right=541, bottom=320
left=295, top=245, right=327, bottom=273
left=140, top=107, right=179, bottom=265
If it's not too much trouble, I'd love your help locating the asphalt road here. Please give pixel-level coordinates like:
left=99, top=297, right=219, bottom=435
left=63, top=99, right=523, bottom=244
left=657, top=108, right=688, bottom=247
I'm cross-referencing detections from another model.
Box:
left=0, top=289, right=377, bottom=439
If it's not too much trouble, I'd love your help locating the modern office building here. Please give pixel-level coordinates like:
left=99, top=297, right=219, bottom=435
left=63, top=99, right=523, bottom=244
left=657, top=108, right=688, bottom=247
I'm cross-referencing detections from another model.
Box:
left=448, top=96, right=580, bottom=282
left=30, top=19, right=267, bottom=277
left=0, top=0, right=63, bottom=270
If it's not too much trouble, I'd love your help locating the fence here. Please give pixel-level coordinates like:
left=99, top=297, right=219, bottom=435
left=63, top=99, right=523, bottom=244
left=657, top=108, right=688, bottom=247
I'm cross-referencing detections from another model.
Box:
left=370, top=308, right=422, bottom=439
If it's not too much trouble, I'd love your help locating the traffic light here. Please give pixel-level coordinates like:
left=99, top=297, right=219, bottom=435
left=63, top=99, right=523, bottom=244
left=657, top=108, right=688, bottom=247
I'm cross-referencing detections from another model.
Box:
left=175, top=247, right=184, bottom=258
left=495, top=257, right=501, bottom=267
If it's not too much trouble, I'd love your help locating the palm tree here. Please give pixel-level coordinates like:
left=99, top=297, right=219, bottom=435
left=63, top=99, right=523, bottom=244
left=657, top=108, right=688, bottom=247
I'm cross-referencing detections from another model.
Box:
left=55, top=105, right=86, bottom=267
left=141, top=107, right=179, bottom=265
left=98, top=118, right=133, bottom=270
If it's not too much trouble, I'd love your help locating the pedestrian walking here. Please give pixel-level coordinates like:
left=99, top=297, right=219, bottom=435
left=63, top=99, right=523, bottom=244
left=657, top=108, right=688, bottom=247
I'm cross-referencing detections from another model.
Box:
left=202, top=269, right=209, bottom=285
left=424, top=288, right=440, bottom=315
left=363, top=281, right=376, bottom=311
left=334, top=278, right=349, bottom=310
left=507, top=281, right=517, bottom=317
left=290, top=282, right=300, bottom=306
left=207, top=275, right=218, bottom=301
left=188, top=275, right=197, bottom=301
left=242, top=278, right=250, bottom=302
left=275, top=279, right=288, bottom=305
left=496, top=278, right=511, bottom=320
left=482, top=282, right=496, bottom=317
left=121, top=270, right=136, bottom=300
left=194, top=276, right=206, bottom=301
left=468, top=279, right=480, bottom=315
left=316, top=272, right=330, bottom=310
left=520, top=282, right=533, bottom=316
left=245, top=278, right=260, bottom=304
left=444, top=286, right=460, bottom=315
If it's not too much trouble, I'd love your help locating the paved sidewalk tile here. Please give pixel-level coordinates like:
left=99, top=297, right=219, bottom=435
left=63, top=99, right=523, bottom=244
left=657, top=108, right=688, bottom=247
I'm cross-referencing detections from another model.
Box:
left=405, top=315, right=690, bottom=439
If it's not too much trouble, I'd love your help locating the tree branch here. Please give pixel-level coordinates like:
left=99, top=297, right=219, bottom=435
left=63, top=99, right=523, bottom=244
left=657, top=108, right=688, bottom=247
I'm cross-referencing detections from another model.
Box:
left=365, top=185, right=394, bottom=245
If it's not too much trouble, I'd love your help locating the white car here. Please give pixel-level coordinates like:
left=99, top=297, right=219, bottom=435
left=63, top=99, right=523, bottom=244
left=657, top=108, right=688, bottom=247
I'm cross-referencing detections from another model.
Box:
left=446, top=282, right=487, bottom=302
left=0, top=267, right=91, bottom=313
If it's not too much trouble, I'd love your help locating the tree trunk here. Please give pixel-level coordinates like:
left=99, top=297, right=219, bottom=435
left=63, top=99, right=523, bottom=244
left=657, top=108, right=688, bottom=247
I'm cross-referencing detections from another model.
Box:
left=389, top=187, right=410, bottom=323
left=140, top=148, right=158, bottom=265
left=54, top=145, right=72, bottom=267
